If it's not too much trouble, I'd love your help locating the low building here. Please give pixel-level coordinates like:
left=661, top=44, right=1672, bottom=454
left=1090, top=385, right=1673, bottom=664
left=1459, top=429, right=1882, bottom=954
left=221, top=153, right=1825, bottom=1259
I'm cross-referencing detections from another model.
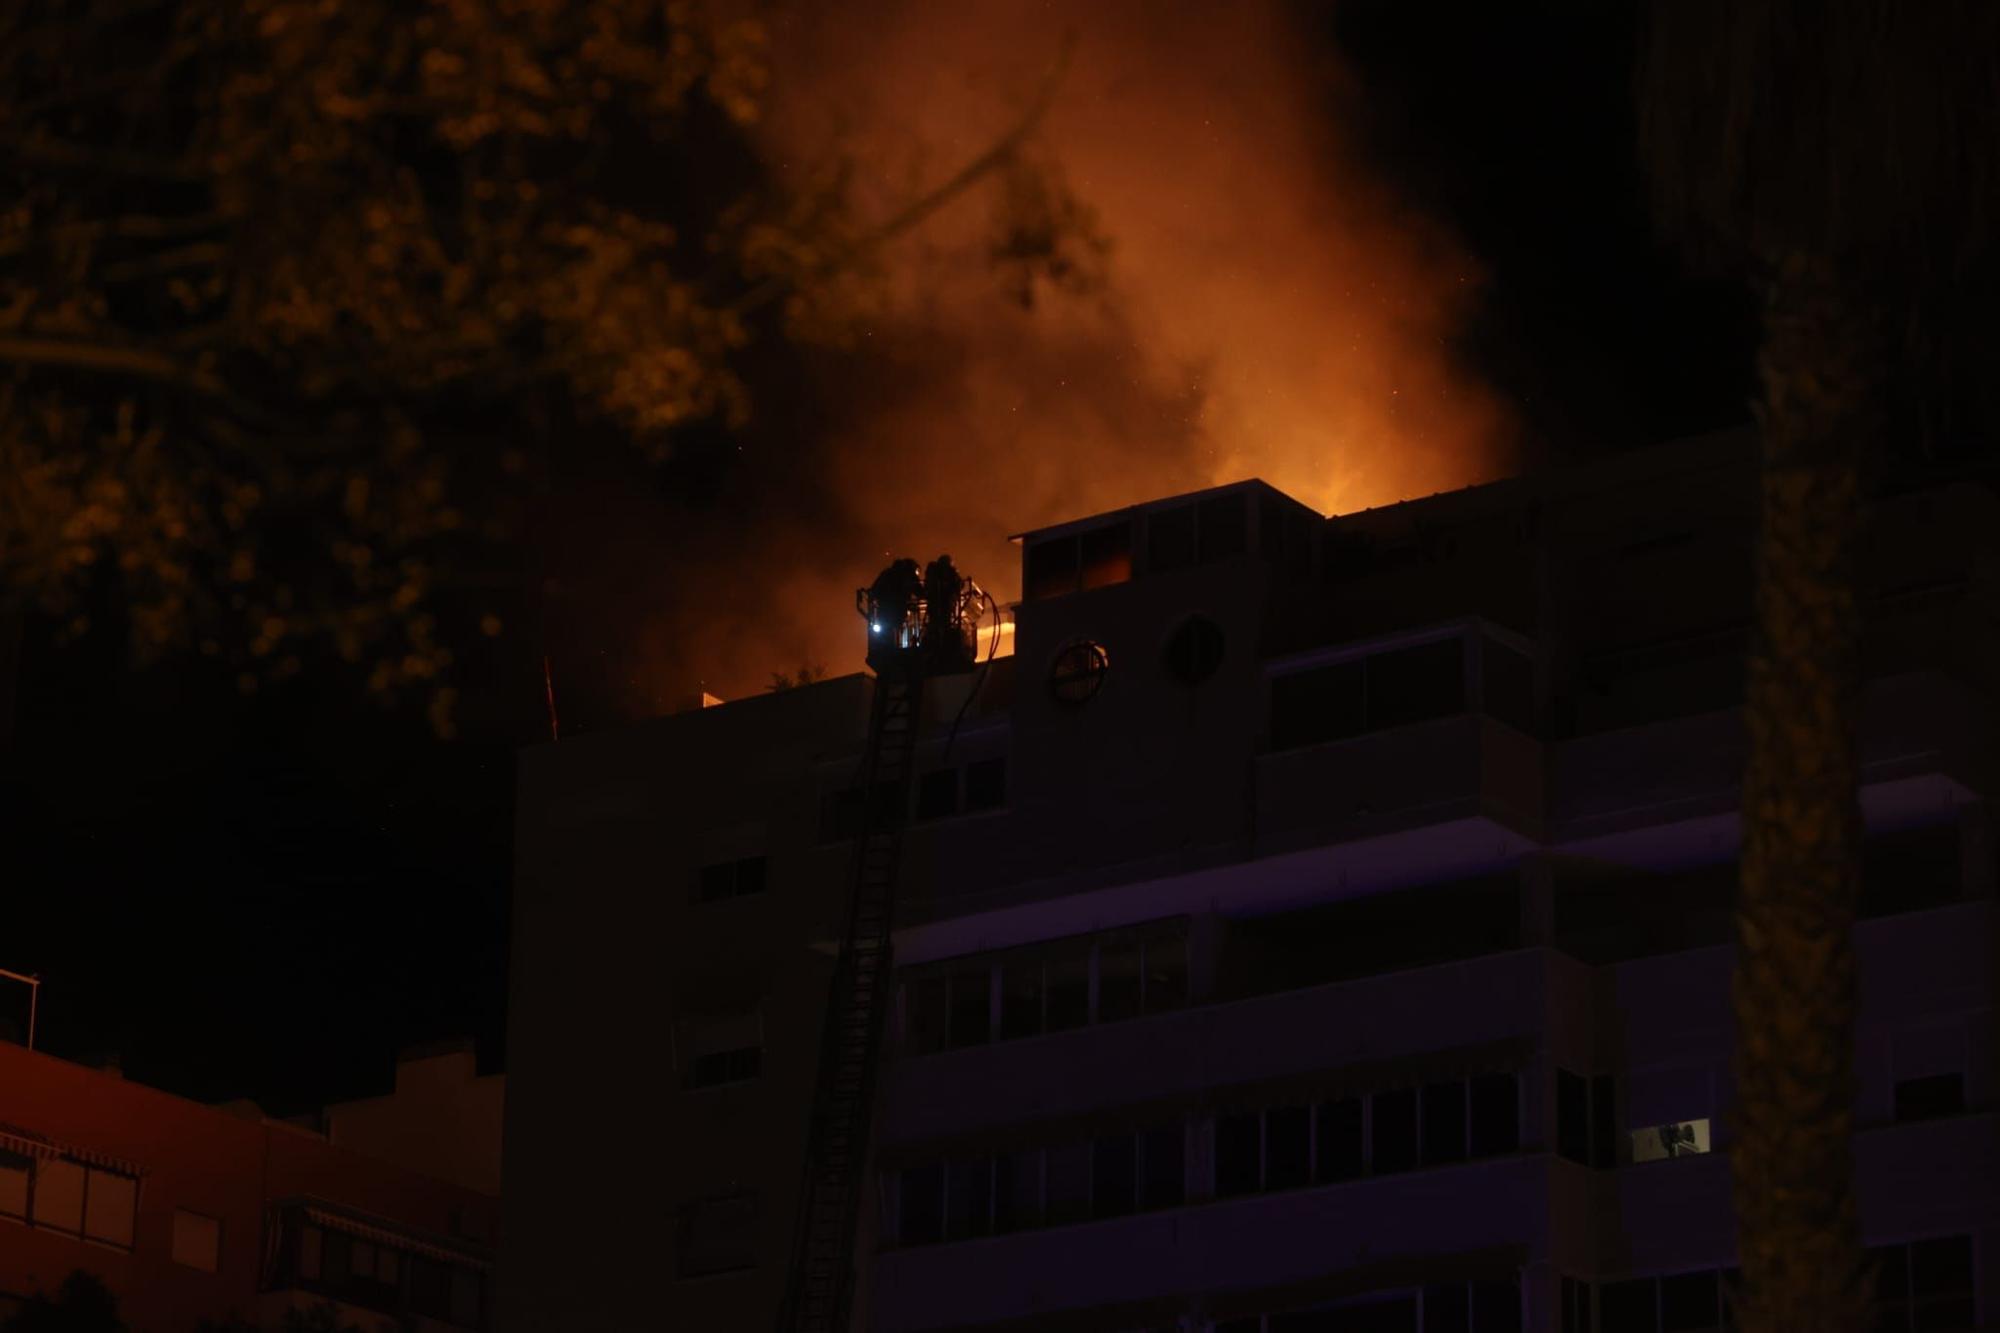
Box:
left=501, top=431, right=2000, bottom=1331
left=0, top=1039, right=498, bottom=1333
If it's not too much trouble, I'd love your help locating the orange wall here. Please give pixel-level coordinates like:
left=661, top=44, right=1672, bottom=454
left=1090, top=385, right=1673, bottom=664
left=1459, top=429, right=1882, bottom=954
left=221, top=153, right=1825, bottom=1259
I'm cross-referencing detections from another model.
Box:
left=0, top=1042, right=494, bottom=1333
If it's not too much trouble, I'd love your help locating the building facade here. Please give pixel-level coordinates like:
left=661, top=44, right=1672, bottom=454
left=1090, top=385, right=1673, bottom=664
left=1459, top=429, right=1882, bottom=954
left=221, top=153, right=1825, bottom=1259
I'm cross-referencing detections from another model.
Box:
left=0, top=1040, right=499, bottom=1333
left=502, top=430, right=2000, bottom=1332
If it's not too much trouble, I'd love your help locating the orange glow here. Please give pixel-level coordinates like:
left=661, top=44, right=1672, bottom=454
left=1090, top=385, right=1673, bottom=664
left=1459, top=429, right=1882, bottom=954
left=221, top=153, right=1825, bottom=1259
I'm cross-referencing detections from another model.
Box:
left=634, top=2, right=1511, bottom=705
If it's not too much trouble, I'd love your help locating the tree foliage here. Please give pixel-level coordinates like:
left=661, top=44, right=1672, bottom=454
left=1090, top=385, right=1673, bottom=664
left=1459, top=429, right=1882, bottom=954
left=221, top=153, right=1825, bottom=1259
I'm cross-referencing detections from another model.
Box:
left=0, top=1271, right=124, bottom=1333
left=0, top=1, right=1091, bottom=731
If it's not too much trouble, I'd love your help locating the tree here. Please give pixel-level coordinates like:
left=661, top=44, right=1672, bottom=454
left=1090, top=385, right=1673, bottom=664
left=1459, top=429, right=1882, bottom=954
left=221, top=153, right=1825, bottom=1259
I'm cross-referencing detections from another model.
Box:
left=0, top=1, right=1085, bottom=731
left=0, top=1272, right=124, bottom=1333
left=1639, top=4, right=1998, bottom=1330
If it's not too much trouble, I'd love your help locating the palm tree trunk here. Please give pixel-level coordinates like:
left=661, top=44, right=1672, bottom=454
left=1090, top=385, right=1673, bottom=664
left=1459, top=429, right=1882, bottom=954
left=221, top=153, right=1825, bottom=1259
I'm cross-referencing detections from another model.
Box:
left=1731, top=250, right=1877, bottom=1333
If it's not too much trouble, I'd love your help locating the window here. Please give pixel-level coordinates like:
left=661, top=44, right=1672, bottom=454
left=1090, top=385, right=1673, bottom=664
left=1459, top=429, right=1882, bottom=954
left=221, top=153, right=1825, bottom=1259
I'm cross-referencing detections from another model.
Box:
left=1026, top=522, right=1132, bottom=599
left=904, top=973, right=949, bottom=1054
left=1630, top=1119, right=1712, bottom=1163
left=945, top=1158, right=994, bottom=1239
left=1873, top=1235, right=1976, bottom=1332
left=1367, top=638, right=1465, bottom=729
left=1659, top=1271, right=1721, bottom=1332
left=993, top=1150, right=1041, bottom=1233
left=916, top=769, right=958, bottom=821
left=678, top=1012, right=763, bottom=1090
left=1092, top=1135, right=1138, bottom=1218
left=1270, top=659, right=1364, bottom=750
left=1422, top=1081, right=1469, bottom=1166
left=1164, top=616, right=1227, bottom=686
left=678, top=1192, right=758, bottom=1278
left=449, top=1266, right=484, bottom=1329
left=821, top=787, right=865, bottom=842
left=1601, top=1277, right=1657, bottom=1332
left=1469, top=1073, right=1520, bottom=1158
left=0, top=1150, right=28, bottom=1220
left=1596, top=1269, right=1735, bottom=1333
left=1045, top=1143, right=1091, bottom=1224
left=1141, top=920, right=1189, bottom=1013
left=31, top=1158, right=83, bottom=1234
left=1098, top=933, right=1143, bottom=1024
left=1269, top=637, right=1469, bottom=752
left=696, top=855, right=766, bottom=903
left=1216, top=1112, right=1261, bottom=1198
left=1893, top=1073, right=1966, bottom=1122
left=84, top=1169, right=136, bottom=1248
left=1046, top=944, right=1091, bottom=1032
left=1557, top=1069, right=1618, bottom=1167
left=947, top=961, right=991, bottom=1047
left=1315, top=1098, right=1364, bottom=1183
left=1141, top=1123, right=1185, bottom=1208
left=299, top=1225, right=323, bottom=1280
left=899, top=1165, right=944, bottom=1245
left=1372, top=1087, right=1418, bottom=1174
left=1265, top=1105, right=1311, bottom=1189
left=1000, top=955, right=1044, bottom=1040
left=964, top=757, right=1007, bottom=812
left=1560, top=1277, right=1593, bottom=1333
left=1592, top=1075, right=1618, bottom=1169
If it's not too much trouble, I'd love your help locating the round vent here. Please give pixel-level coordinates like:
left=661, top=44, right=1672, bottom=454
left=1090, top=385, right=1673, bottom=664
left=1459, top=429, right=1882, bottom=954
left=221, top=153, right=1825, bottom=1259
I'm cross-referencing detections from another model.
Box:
left=1049, top=639, right=1110, bottom=706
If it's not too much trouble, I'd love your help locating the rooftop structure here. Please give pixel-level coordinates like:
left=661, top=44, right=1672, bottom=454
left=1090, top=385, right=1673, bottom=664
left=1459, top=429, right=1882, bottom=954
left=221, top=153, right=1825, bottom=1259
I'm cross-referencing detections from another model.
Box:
left=501, top=432, right=2000, bottom=1332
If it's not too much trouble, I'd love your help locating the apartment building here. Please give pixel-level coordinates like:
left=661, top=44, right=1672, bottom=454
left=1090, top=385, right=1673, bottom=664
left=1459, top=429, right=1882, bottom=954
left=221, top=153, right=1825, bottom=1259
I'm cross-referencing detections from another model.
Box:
left=502, top=429, right=2000, bottom=1332
left=0, top=1040, right=499, bottom=1332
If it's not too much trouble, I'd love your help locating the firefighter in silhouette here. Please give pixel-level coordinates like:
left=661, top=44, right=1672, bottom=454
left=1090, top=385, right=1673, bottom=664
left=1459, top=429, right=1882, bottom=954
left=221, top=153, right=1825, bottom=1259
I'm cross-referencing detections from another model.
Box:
left=862, top=557, right=922, bottom=673
left=923, top=555, right=967, bottom=666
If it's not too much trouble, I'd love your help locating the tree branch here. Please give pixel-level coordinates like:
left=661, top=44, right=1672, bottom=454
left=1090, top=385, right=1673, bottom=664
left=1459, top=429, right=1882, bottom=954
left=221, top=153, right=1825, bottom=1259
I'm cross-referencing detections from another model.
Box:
left=0, top=335, right=229, bottom=396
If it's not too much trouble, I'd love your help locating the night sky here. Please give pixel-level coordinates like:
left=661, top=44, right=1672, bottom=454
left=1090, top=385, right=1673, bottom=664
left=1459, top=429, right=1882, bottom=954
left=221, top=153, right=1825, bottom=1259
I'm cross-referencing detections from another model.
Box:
left=0, top=1, right=1753, bottom=1113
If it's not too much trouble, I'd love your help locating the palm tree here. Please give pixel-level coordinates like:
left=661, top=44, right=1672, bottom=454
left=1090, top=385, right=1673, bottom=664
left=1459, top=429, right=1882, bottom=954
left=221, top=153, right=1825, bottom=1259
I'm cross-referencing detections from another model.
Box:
left=1638, top=4, right=1997, bottom=1330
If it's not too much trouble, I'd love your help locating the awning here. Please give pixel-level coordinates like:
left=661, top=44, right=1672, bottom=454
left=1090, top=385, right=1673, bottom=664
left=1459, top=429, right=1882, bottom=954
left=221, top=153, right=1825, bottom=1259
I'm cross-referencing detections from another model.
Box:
left=294, top=1203, right=491, bottom=1270
left=0, top=1124, right=142, bottom=1176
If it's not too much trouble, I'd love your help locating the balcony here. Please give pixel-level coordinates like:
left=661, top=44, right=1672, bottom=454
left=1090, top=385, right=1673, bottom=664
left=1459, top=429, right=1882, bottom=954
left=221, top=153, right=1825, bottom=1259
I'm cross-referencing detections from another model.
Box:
left=260, top=1198, right=490, bottom=1332
left=869, top=1155, right=1554, bottom=1332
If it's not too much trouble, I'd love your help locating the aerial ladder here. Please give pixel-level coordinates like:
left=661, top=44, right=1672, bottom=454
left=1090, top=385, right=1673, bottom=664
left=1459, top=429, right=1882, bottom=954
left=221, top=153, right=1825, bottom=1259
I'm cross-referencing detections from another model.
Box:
left=779, top=555, right=990, bottom=1333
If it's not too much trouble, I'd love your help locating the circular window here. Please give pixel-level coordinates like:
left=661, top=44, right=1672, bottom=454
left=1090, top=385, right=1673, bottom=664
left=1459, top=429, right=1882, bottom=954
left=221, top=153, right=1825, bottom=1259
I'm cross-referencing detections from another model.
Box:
left=1049, top=639, right=1110, bottom=706
left=1162, top=616, right=1225, bottom=686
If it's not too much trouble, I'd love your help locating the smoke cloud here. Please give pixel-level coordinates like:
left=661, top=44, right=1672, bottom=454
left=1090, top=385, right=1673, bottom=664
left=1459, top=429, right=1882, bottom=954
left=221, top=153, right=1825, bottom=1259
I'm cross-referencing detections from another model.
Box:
left=550, top=0, right=1511, bottom=718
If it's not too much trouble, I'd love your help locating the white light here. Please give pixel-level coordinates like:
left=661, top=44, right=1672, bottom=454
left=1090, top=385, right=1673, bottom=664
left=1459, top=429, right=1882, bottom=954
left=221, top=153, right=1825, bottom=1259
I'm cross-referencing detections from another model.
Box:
left=871, top=622, right=882, bottom=634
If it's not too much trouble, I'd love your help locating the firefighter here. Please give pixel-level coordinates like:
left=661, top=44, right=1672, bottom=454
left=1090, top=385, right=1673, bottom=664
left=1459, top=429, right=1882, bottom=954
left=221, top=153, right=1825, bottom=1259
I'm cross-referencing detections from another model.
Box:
left=923, top=555, right=963, bottom=650
left=864, top=557, right=922, bottom=660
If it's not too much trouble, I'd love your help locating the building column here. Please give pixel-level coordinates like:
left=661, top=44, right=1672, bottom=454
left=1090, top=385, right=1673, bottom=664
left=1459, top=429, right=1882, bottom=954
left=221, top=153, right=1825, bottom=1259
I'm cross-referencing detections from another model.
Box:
left=1520, top=855, right=1556, bottom=947
left=1959, top=799, right=1995, bottom=900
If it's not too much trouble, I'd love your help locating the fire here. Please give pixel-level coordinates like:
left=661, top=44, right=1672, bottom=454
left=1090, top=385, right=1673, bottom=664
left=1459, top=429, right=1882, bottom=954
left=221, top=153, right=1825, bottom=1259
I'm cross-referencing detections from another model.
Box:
left=623, top=2, right=1511, bottom=709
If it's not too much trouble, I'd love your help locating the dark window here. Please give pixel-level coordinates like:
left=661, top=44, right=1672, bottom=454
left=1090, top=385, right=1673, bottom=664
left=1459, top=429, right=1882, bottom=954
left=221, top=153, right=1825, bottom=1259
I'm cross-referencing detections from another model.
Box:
left=1025, top=537, right=1081, bottom=601
left=1216, top=1322, right=1261, bottom=1333
left=1425, top=1283, right=1472, bottom=1333
left=1909, top=1235, right=1976, bottom=1330
left=1142, top=1123, right=1185, bottom=1208
left=1372, top=1088, right=1418, bottom=1174
left=1600, top=1278, right=1658, bottom=1333
left=1216, top=1112, right=1261, bottom=1197
left=1472, top=1279, right=1523, bottom=1333
left=1265, top=1106, right=1311, bottom=1190
left=1422, top=1081, right=1468, bottom=1165
left=1270, top=659, right=1365, bottom=750
left=993, top=1150, right=1040, bottom=1233
left=688, top=1046, right=760, bottom=1088
left=1142, top=924, right=1189, bottom=1012
left=1080, top=521, right=1134, bottom=589
left=679, top=1192, right=758, bottom=1276
left=898, top=1168, right=943, bottom=1246
left=944, top=1159, right=992, bottom=1240
left=1148, top=504, right=1197, bottom=572
left=1000, top=957, right=1043, bottom=1041
left=1198, top=494, right=1249, bottom=562
left=410, top=1257, right=453, bottom=1321
left=1091, top=1135, right=1137, bottom=1218
left=1893, top=1073, right=1966, bottom=1123
left=1470, top=1072, right=1520, bottom=1158
left=733, top=856, right=767, bottom=898
left=904, top=974, right=948, bottom=1055
left=964, top=757, right=1007, bottom=811
left=1315, top=1098, right=1364, bottom=1182
left=916, top=769, right=958, bottom=821
left=1481, top=640, right=1537, bottom=734
left=1098, top=934, right=1143, bottom=1023
left=946, top=963, right=990, bottom=1048
left=1556, top=1069, right=1591, bottom=1165
left=697, top=861, right=736, bottom=902
left=1163, top=616, right=1227, bottom=686
left=1045, top=944, right=1091, bottom=1031
left=1044, top=1143, right=1091, bottom=1224
left=1592, top=1074, right=1619, bottom=1169
left=1561, top=1277, right=1592, bottom=1333
left=1366, top=637, right=1465, bottom=729
left=1660, top=1271, right=1720, bottom=1332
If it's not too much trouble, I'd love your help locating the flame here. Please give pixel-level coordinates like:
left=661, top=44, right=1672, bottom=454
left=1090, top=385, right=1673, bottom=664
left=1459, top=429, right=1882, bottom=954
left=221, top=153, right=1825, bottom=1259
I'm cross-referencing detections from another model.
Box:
left=598, top=1, right=1512, bottom=711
